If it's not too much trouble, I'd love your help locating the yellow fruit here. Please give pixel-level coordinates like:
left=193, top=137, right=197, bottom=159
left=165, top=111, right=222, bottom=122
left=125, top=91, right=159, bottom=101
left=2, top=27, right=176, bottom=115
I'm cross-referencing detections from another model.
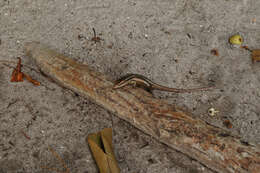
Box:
left=229, top=34, right=243, bottom=45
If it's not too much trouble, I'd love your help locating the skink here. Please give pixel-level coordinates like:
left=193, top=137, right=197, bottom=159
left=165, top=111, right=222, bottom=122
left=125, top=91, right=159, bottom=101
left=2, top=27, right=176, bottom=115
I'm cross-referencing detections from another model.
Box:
left=113, top=74, right=215, bottom=93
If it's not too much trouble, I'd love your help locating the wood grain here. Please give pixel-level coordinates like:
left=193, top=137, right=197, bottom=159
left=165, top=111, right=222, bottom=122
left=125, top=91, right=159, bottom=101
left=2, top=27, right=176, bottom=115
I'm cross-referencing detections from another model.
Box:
left=25, top=42, right=260, bottom=173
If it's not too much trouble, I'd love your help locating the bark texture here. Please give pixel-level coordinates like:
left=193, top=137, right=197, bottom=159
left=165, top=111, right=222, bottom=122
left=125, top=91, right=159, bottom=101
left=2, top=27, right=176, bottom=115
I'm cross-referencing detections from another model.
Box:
left=25, top=42, right=260, bottom=173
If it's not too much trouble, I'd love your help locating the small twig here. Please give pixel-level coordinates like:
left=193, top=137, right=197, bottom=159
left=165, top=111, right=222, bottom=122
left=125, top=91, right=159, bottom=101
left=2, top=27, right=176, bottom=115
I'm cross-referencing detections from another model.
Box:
left=21, top=130, right=31, bottom=140
left=40, top=166, right=65, bottom=173
left=240, top=45, right=252, bottom=52
left=49, top=146, right=69, bottom=172
left=91, top=28, right=102, bottom=43
left=41, top=146, right=70, bottom=173
left=23, top=72, right=41, bottom=86
left=139, top=142, right=149, bottom=149
left=92, top=28, right=96, bottom=38
left=6, top=99, right=19, bottom=108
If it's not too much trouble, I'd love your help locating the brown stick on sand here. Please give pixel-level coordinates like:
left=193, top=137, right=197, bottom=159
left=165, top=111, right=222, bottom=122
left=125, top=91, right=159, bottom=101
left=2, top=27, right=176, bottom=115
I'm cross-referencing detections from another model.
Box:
left=25, top=42, right=260, bottom=173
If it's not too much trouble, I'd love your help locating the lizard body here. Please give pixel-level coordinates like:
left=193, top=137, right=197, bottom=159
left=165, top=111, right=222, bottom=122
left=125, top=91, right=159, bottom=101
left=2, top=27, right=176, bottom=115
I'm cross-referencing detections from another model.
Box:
left=113, top=74, right=215, bottom=93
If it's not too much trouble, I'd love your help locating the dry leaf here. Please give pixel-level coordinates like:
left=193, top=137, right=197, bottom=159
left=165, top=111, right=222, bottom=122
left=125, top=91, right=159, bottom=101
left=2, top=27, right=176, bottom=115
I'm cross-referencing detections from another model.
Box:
left=87, top=128, right=120, bottom=173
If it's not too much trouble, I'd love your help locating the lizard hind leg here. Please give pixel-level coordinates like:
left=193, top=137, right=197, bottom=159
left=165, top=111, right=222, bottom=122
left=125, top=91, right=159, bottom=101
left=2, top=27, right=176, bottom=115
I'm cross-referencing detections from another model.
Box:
left=130, top=80, right=153, bottom=93
left=136, top=83, right=153, bottom=94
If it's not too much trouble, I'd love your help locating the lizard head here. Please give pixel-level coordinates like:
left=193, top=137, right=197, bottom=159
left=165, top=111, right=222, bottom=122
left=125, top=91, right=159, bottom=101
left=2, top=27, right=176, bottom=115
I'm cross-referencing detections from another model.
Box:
left=113, top=74, right=136, bottom=89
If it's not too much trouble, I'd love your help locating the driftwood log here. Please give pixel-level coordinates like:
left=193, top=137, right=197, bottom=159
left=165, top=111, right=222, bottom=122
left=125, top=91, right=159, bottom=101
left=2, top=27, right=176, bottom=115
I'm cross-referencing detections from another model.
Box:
left=25, top=42, right=260, bottom=173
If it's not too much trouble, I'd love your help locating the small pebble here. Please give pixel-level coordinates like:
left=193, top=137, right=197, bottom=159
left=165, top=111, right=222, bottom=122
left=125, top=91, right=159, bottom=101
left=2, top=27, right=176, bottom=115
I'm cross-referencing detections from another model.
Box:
left=208, top=108, right=219, bottom=116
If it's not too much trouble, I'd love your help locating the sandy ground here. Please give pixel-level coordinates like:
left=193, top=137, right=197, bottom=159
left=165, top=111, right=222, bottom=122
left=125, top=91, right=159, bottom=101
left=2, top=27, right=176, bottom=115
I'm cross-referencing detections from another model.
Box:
left=0, top=0, right=260, bottom=172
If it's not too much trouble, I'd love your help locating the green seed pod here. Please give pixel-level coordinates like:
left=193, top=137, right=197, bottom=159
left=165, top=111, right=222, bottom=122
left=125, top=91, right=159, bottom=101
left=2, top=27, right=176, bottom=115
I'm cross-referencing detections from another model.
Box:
left=229, top=34, right=243, bottom=45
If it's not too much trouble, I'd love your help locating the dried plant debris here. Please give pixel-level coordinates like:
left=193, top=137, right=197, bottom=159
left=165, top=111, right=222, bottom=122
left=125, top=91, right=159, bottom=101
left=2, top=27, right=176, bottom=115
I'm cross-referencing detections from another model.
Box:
left=20, top=130, right=31, bottom=140
left=10, top=57, right=23, bottom=82
left=223, top=120, right=232, bottom=129
left=210, top=49, right=219, bottom=56
left=23, top=73, right=41, bottom=86
left=240, top=46, right=260, bottom=63
left=41, top=146, right=70, bottom=173
left=252, top=49, right=260, bottom=62
left=10, top=57, right=40, bottom=86
left=91, top=28, right=102, bottom=43
left=240, top=45, right=252, bottom=52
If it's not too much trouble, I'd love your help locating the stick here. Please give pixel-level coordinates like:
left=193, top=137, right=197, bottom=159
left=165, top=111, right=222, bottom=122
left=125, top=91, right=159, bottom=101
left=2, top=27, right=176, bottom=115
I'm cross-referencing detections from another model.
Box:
left=24, top=42, right=260, bottom=173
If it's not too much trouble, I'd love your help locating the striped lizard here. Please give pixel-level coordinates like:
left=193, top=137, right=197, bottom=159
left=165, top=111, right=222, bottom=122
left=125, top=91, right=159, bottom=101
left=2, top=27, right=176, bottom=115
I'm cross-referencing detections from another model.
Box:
left=113, top=74, right=215, bottom=93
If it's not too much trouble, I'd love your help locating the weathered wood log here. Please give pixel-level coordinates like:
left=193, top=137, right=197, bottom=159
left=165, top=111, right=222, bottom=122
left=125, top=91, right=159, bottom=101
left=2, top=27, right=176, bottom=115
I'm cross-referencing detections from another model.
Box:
left=25, top=42, right=260, bottom=173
